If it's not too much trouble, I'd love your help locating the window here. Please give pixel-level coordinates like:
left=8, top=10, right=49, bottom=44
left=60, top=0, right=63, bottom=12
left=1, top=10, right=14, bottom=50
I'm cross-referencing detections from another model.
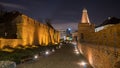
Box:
left=81, top=33, right=84, bottom=39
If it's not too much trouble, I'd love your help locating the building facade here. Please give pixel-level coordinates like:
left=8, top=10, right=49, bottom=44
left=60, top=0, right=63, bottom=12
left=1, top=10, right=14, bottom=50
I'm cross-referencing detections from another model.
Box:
left=78, top=8, right=95, bottom=42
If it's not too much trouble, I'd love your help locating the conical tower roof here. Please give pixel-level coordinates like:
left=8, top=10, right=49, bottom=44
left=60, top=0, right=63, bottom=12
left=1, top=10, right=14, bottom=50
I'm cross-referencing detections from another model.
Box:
left=81, top=8, right=90, bottom=24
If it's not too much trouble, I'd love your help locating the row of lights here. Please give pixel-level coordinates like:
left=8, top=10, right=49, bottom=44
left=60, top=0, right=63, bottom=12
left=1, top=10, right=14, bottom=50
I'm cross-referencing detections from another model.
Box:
left=33, top=49, right=54, bottom=60
left=33, top=45, right=62, bottom=60
left=73, top=42, right=87, bottom=67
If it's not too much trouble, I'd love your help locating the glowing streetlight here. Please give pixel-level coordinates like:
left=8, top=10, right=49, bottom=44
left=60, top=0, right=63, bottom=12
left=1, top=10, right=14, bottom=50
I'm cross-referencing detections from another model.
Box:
left=68, top=28, right=71, bottom=31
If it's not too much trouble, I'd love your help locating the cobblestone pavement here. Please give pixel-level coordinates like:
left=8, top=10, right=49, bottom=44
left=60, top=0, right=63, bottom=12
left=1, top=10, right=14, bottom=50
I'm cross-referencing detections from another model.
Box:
left=17, top=44, right=93, bottom=68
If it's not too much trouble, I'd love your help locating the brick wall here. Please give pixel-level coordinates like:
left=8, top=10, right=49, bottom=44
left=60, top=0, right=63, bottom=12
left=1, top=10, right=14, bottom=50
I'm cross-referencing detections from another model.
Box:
left=78, top=43, right=120, bottom=68
left=83, top=24, right=120, bottom=47
left=0, top=14, right=60, bottom=49
left=0, top=39, right=22, bottom=48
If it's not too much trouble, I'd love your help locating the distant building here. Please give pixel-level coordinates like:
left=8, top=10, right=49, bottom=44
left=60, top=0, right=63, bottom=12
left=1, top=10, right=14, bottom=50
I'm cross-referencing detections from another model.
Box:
left=78, top=8, right=95, bottom=42
left=72, top=31, right=78, bottom=42
left=59, top=29, right=66, bottom=40
left=95, top=17, right=120, bottom=32
left=95, top=25, right=113, bottom=32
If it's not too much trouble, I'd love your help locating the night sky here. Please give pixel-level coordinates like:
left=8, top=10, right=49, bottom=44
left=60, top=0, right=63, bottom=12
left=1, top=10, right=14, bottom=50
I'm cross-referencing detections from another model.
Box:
left=0, top=0, right=120, bottom=30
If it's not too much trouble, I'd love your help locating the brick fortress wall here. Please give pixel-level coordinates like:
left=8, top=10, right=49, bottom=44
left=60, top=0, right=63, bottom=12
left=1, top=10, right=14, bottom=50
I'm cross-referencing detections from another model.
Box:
left=0, top=13, right=60, bottom=49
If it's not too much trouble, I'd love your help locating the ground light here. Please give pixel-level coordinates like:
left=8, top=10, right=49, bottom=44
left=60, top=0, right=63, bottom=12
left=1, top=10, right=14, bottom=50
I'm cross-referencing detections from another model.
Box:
left=72, top=42, right=77, bottom=45
left=52, top=49, right=55, bottom=52
left=75, top=51, right=79, bottom=55
left=74, top=48, right=80, bottom=55
left=77, top=61, right=87, bottom=68
left=59, top=46, right=61, bottom=48
left=74, top=45, right=80, bottom=55
left=33, top=54, right=39, bottom=60
left=74, top=48, right=78, bottom=51
left=45, top=50, right=50, bottom=55
left=80, top=61, right=87, bottom=66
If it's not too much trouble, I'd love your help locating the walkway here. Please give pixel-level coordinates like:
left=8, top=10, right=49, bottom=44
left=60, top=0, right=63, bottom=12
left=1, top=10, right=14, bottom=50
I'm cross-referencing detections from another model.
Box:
left=17, top=43, right=92, bottom=68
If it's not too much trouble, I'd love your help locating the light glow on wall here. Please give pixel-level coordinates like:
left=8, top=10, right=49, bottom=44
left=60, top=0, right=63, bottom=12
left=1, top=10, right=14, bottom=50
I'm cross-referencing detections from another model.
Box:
left=0, top=14, right=60, bottom=49
left=88, top=49, right=93, bottom=67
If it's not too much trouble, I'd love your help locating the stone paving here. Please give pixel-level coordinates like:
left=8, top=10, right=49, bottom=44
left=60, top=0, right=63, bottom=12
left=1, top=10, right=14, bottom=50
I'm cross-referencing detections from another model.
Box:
left=17, top=44, right=92, bottom=68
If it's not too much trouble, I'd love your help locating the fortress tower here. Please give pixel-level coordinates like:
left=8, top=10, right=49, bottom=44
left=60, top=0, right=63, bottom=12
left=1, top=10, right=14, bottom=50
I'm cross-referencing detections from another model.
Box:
left=78, top=8, right=95, bottom=42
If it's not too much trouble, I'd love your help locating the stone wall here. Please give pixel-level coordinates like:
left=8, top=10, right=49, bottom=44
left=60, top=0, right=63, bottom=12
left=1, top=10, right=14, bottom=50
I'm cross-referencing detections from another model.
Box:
left=78, top=43, right=120, bottom=68
left=78, top=23, right=95, bottom=42
left=18, top=14, right=60, bottom=46
left=0, top=13, right=60, bottom=49
left=0, top=39, right=22, bottom=48
left=77, top=24, right=120, bottom=68
left=82, top=24, right=120, bottom=47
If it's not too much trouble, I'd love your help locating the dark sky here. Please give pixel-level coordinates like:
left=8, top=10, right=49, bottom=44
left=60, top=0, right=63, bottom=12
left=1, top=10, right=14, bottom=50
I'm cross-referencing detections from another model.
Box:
left=0, top=0, right=120, bottom=30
